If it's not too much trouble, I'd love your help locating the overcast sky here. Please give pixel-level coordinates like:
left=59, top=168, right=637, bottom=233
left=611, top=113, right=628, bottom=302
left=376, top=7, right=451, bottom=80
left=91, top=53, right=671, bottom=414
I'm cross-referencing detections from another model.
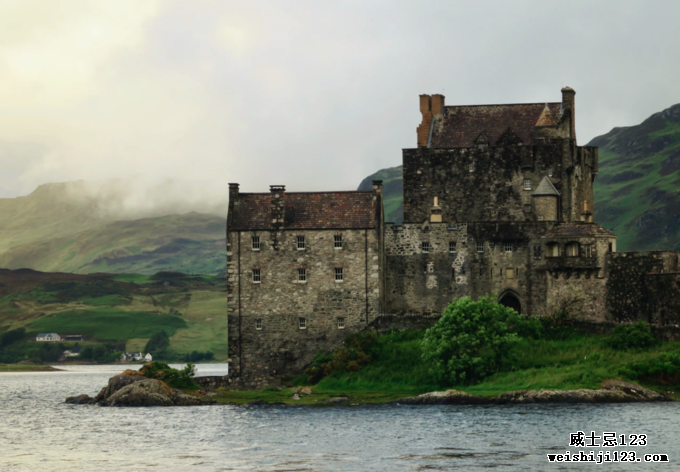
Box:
left=1, top=0, right=679, bottom=205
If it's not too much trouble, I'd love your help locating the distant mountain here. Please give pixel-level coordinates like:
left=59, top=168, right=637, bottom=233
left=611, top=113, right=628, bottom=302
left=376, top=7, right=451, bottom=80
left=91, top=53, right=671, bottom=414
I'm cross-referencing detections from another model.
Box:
left=358, top=104, right=680, bottom=251
left=0, top=181, right=226, bottom=275
left=590, top=104, right=680, bottom=251
left=357, top=166, right=404, bottom=224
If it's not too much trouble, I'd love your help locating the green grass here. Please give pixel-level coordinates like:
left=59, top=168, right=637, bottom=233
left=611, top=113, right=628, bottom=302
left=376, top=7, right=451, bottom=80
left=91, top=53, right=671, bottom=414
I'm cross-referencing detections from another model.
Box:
left=28, top=308, right=187, bottom=341
left=0, top=364, right=60, bottom=372
left=268, top=329, right=680, bottom=403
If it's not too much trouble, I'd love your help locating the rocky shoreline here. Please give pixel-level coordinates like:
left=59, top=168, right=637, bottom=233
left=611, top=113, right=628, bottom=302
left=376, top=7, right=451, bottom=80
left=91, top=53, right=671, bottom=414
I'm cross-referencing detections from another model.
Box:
left=66, top=374, right=673, bottom=407
left=66, top=370, right=216, bottom=407
left=395, top=380, right=672, bottom=405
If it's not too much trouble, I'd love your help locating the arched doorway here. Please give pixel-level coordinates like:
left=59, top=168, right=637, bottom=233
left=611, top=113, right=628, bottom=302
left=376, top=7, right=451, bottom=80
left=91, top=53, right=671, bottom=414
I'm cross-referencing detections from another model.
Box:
left=499, top=292, right=521, bottom=314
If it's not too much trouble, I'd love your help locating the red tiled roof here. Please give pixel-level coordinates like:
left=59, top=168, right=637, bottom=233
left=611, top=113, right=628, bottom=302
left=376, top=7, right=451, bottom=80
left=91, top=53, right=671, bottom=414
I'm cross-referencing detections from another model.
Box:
left=230, top=192, right=377, bottom=230
left=429, top=102, right=562, bottom=148
left=545, top=223, right=616, bottom=238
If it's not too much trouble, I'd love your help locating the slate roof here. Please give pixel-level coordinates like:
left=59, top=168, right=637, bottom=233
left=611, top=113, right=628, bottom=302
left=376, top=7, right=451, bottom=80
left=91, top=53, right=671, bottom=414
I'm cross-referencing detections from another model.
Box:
left=429, top=102, right=562, bottom=148
left=545, top=223, right=616, bottom=238
left=230, top=192, right=377, bottom=231
left=533, top=177, right=560, bottom=196
left=37, top=333, right=59, bottom=337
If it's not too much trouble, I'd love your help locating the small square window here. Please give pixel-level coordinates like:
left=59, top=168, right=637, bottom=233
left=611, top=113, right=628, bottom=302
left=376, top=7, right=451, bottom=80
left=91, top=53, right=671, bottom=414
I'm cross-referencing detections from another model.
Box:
left=255, top=319, right=262, bottom=330
left=298, top=268, right=307, bottom=282
left=299, top=317, right=306, bottom=330
left=548, top=167, right=554, bottom=177
left=337, top=318, right=345, bottom=329
left=524, top=178, right=532, bottom=190
left=334, top=235, right=343, bottom=249
left=422, top=241, right=431, bottom=253
left=505, top=268, right=515, bottom=279
left=533, top=245, right=542, bottom=260
left=335, top=267, right=343, bottom=282
left=252, top=269, right=261, bottom=283
left=477, top=242, right=484, bottom=253
left=505, top=242, right=513, bottom=253
left=469, top=163, right=475, bottom=173
left=252, top=236, right=261, bottom=250
left=297, top=235, right=306, bottom=250
left=515, top=268, right=520, bottom=278
left=449, top=241, right=457, bottom=253
left=537, top=215, right=544, bottom=221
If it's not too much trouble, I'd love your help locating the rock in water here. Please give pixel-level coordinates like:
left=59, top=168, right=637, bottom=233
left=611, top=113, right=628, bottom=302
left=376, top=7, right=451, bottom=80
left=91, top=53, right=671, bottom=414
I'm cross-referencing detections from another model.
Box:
left=397, top=390, right=491, bottom=405
left=65, top=394, right=96, bottom=405
left=66, top=371, right=216, bottom=407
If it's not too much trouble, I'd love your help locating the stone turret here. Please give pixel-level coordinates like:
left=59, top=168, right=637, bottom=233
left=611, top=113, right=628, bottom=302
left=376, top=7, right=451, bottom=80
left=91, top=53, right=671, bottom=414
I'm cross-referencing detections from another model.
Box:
left=532, top=177, right=559, bottom=221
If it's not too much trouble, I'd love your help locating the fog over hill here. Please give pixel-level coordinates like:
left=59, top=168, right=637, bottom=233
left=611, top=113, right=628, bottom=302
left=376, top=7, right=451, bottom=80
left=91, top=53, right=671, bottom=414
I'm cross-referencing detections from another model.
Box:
left=0, top=178, right=227, bottom=275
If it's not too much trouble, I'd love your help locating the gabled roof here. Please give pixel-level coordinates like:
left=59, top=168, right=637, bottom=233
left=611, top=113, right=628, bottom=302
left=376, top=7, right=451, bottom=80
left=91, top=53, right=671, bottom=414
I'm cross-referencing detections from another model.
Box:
left=545, top=223, right=616, bottom=238
left=230, top=192, right=377, bottom=231
left=429, top=102, right=562, bottom=148
left=37, top=333, right=59, bottom=337
left=533, top=177, right=560, bottom=196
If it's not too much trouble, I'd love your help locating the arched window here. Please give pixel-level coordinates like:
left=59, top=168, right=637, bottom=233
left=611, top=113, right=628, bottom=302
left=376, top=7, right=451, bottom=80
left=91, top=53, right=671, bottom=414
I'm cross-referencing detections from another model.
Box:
left=566, top=242, right=580, bottom=257
left=546, top=242, right=560, bottom=258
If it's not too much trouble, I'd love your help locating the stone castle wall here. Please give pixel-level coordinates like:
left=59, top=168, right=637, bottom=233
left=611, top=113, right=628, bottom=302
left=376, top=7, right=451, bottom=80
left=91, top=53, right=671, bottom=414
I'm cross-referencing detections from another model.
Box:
left=227, top=228, right=382, bottom=388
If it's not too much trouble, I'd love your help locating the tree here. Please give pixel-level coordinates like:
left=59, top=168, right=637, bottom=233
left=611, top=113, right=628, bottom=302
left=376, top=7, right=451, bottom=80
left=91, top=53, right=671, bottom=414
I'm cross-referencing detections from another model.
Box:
left=144, top=330, right=170, bottom=354
left=421, top=296, right=521, bottom=385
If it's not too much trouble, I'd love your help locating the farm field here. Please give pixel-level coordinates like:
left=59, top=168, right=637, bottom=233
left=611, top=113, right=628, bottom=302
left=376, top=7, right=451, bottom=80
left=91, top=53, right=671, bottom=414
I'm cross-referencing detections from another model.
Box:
left=0, top=269, right=228, bottom=362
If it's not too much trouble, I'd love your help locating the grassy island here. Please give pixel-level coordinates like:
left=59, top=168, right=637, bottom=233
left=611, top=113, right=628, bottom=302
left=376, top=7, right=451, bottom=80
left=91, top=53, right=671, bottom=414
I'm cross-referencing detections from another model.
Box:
left=213, top=298, right=680, bottom=405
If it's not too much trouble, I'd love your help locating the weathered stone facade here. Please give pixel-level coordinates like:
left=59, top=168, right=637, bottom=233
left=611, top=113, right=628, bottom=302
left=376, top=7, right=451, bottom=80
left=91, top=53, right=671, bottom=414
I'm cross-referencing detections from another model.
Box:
left=227, top=183, right=384, bottom=388
left=227, top=87, right=680, bottom=387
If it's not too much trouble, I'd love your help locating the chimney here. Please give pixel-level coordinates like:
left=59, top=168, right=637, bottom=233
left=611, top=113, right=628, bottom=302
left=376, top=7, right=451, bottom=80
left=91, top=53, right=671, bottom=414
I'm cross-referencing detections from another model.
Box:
left=372, top=180, right=383, bottom=225
left=372, top=180, right=383, bottom=196
left=561, top=87, right=576, bottom=140
left=417, top=94, right=432, bottom=148
left=431, top=94, right=445, bottom=116
left=227, top=183, right=239, bottom=228
left=269, top=185, right=285, bottom=230
left=429, top=196, right=442, bottom=223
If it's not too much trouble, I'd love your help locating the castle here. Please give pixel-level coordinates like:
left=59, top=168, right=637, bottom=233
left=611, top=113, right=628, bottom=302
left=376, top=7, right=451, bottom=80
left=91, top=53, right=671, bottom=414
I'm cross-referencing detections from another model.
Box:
left=227, top=88, right=680, bottom=388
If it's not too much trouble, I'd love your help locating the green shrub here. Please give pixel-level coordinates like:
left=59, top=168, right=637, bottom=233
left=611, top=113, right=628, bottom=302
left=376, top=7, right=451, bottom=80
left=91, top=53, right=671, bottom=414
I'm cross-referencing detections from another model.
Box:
left=140, top=361, right=198, bottom=389
left=605, top=322, right=658, bottom=350
left=619, top=353, right=680, bottom=385
left=421, top=296, right=520, bottom=385
left=302, top=332, right=378, bottom=384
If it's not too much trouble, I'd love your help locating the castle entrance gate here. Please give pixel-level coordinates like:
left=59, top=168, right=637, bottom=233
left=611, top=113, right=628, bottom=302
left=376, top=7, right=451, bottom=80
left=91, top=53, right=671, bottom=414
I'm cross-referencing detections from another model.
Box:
left=499, top=293, right=521, bottom=314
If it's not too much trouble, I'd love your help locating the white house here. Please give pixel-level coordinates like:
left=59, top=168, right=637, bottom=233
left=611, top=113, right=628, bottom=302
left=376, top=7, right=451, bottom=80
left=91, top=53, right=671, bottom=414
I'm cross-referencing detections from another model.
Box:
left=62, top=348, right=81, bottom=358
left=36, top=333, right=61, bottom=342
left=121, top=352, right=152, bottom=362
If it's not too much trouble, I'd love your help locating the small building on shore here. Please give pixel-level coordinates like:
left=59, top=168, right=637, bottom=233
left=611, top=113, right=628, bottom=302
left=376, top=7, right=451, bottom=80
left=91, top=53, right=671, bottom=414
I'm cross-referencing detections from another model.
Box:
left=36, top=333, right=61, bottom=342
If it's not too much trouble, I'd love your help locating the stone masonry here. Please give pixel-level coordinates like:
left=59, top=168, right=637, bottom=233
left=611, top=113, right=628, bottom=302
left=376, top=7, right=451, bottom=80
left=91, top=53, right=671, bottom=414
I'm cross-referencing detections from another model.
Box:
left=227, top=87, right=680, bottom=388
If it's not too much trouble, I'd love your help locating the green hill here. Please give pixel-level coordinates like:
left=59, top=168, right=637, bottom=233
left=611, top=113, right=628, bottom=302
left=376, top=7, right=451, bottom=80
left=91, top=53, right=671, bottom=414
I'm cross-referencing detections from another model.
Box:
left=358, top=104, right=680, bottom=251
left=0, top=269, right=228, bottom=361
left=590, top=104, right=680, bottom=251
left=0, top=181, right=226, bottom=276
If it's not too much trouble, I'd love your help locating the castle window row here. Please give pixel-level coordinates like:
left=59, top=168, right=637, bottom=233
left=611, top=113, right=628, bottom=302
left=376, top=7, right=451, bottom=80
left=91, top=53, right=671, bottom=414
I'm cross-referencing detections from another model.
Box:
left=251, top=268, right=350, bottom=283
left=254, top=317, right=345, bottom=331
left=421, top=241, right=515, bottom=254
left=250, top=234, right=346, bottom=251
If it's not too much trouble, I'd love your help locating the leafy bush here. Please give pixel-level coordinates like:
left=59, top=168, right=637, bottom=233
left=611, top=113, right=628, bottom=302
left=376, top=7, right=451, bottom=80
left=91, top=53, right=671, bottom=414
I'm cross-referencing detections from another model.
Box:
left=140, top=361, right=198, bottom=389
left=421, top=296, right=521, bottom=385
left=619, top=353, right=680, bottom=385
left=302, top=332, right=378, bottom=384
left=605, top=322, right=658, bottom=350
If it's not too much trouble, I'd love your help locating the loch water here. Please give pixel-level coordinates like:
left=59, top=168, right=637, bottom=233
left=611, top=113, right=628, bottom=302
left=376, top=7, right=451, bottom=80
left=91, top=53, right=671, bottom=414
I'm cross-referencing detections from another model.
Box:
left=1, top=364, right=678, bottom=471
